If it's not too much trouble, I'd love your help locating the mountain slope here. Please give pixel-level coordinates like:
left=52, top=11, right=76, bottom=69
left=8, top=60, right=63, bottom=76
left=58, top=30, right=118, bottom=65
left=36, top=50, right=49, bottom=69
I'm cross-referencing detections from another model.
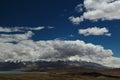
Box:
left=0, top=60, right=108, bottom=70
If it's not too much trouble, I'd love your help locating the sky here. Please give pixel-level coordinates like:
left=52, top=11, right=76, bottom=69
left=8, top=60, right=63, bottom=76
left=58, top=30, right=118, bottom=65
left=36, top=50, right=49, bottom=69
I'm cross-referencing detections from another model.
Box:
left=0, top=0, right=120, bottom=67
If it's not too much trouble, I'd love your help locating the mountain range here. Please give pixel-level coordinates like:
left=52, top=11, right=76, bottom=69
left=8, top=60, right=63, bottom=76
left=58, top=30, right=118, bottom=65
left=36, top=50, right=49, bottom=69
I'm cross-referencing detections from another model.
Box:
left=0, top=60, right=108, bottom=71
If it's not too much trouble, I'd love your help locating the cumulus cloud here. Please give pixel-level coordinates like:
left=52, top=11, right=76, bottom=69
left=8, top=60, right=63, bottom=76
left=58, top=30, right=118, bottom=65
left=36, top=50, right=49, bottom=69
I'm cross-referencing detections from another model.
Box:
left=69, top=16, right=84, bottom=24
left=0, top=26, right=119, bottom=68
left=1, top=38, right=118, bottom=67
left=79, top=27, right=111, bottom=36
left=69, top=0, right=120, bottom=24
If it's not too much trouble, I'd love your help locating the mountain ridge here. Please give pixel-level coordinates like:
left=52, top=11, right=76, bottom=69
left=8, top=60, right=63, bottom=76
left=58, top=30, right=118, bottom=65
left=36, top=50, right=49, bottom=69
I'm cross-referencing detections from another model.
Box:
left=0, top=60, right=108, bottom=71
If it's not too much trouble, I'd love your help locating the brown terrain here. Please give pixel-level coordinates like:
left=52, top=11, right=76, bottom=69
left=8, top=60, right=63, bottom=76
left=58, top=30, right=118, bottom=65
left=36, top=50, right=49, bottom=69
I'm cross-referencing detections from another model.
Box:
left=0, top=68, right=120, bottom=80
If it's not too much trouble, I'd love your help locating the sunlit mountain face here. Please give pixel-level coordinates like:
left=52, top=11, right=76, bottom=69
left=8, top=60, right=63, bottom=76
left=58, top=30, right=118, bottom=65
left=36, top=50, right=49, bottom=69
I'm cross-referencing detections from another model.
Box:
left=0, top=0, right=120, bottom=68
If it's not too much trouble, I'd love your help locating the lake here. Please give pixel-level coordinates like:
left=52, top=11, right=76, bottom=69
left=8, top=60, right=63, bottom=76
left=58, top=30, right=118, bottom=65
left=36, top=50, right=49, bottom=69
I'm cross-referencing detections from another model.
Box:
left=0, top=71, right=48, bottom=74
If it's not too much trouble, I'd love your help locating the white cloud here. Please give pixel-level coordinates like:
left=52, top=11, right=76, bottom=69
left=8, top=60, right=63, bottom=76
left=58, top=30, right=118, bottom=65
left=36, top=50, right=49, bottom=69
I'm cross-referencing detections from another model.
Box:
left=1, top=39, right=119, bottom=67
left=79, top=27, right=111, bottom=36
left=0, top=26, right=45, bottom=32
left=102, top=57, right=120, bottom=68
left=0, top=26, right=119, bottom=68
left=69, top=0, right=120, bottom=24
left=0, top=27, right=22, bottom=32
left=0, top=31, right=34, bottom=42
left=27, top=26, right=45, bottom=30
left=69, top=16, right=84, bottom=24
left=83, top=0, right=120, bottom=20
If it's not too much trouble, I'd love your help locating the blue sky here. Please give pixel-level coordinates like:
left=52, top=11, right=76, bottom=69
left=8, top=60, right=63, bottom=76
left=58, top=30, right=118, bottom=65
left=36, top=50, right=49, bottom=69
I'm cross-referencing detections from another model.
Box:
left=0, top=0, right=120, bottom=67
